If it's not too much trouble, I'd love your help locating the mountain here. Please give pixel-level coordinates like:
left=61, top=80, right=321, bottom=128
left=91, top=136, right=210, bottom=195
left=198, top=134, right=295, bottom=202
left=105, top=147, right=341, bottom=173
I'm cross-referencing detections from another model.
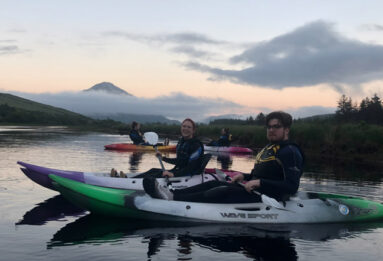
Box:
left=83, top=82, right=133, bottom=96
left=88, top=113, right=180, bottom=125
left=0, top=93, right=93, bottom=125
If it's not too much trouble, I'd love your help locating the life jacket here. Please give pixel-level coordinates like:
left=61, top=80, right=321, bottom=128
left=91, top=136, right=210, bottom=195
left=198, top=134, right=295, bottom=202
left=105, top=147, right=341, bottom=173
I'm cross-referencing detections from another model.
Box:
left=174, top=137, right=204, bottom=170
left=129, top=130, right=144, bottom=145
left=250, top=141, right=304, bottom=181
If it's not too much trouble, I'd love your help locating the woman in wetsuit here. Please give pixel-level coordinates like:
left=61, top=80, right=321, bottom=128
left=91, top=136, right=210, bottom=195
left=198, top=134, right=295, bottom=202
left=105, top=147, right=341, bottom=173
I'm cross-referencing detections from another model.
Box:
left=136, top=118, right=204, bottom=178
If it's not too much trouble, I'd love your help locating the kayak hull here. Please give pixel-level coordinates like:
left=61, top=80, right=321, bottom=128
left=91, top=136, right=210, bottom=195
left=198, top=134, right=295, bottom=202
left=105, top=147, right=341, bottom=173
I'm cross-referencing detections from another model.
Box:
left=50, top=174, right=383, bottom=224
left=204, top=145, right=253, bottom=154
left=18, top=161, right=230, bottom=192
left=104, top=143, right=176, bottom=152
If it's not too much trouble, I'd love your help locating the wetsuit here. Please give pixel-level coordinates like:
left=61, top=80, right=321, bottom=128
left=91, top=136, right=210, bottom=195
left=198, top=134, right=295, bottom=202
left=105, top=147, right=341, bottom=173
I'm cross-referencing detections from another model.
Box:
left=173, top=140, right=304, bottom=203
left=217, top=134, right=231, bottom=147
left=129, top=130, right=144, bottom=145
left=136, top=137, right=204, bottom=178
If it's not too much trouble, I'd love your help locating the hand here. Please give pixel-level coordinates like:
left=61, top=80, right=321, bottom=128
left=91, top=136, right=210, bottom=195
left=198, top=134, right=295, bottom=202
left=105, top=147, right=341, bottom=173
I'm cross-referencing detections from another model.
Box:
left=244, top=179, right=260, bottom=193
left=230, top=173, right=244, bottom=183
left=162, top=171, right=174, bottom=178
left=156, top=152, right=162, bottom=159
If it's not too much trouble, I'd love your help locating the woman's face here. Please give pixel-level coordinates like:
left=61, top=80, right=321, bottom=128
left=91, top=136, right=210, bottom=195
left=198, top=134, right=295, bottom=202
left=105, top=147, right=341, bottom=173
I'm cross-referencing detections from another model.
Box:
left=181, top=120, right=194, bottom=139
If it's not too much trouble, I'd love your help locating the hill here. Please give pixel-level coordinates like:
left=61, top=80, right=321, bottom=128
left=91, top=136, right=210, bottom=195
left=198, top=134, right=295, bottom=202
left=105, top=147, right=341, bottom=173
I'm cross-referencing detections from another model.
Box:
left=83, top=82, right=133, bottom=96
left=88, top=112, right=180, bottom=125
left=0, top=93, right=94, bottom=125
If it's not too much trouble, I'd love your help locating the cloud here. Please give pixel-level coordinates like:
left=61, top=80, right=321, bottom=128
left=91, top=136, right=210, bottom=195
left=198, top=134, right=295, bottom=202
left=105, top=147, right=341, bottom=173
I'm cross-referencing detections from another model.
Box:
left=10, top=91, right=245, bottom=122
left=0, top=45, right=21, bottom=55
left=104, top=31, right=226, bottom=45
left=170, top=45, right=212, bottom=58
left=360, top=24, right=383, bottom=31
left=103, top=31, right=228, bottom=60
left=182, top=21, right=383, bottom=92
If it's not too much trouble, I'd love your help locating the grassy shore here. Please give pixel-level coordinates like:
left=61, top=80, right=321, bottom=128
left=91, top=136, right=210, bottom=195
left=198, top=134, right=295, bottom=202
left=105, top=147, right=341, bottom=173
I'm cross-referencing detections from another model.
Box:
left=138, top=122, right=383, bottom=164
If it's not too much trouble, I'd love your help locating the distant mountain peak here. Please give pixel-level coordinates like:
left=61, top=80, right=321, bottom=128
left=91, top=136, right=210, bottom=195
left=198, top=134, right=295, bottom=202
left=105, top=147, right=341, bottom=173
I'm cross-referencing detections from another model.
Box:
left=83, top=82, right=133, bottom=96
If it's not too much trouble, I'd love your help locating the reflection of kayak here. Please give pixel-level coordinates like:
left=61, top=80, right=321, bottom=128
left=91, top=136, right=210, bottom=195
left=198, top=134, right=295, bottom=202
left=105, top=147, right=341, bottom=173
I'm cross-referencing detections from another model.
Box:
left=104, top=143, right=176, bottom=151
left=51, top=174, right=383, bottom=223
left=48, top=213, right=383, bottom=249
left=17, top=161, right=231, bottom=192
left=204, top=145, right=253, bottom=154
left=16, top=195, right=85, bottom=226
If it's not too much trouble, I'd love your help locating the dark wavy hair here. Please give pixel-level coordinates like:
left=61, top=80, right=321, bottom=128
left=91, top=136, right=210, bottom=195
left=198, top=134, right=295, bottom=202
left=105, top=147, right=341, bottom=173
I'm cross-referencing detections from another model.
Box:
left=265, top=111, right=292, bottom=128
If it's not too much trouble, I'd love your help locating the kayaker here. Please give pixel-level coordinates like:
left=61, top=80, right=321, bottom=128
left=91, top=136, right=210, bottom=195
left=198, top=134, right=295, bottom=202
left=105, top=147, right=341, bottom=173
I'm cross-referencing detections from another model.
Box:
left=129, top=121, right=145, bottom=145
left=207, top=128, right=232, bottom=147
left=136, top=118, right=205, bottom=178
left=143, top=111, right=304, bottom=203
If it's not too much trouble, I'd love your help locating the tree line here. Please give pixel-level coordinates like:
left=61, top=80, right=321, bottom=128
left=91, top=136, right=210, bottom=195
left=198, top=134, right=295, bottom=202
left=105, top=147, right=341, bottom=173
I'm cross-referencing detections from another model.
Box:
left=336, top=93, right=383, bottom=124
left=209, top=113, right=266, bottom=126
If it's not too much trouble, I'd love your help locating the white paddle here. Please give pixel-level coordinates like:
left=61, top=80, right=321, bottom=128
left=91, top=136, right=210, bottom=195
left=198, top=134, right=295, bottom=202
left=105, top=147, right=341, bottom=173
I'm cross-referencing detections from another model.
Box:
left=215, top=169, right=284, bottom=209
left=144, top=132, right=165, bottom=171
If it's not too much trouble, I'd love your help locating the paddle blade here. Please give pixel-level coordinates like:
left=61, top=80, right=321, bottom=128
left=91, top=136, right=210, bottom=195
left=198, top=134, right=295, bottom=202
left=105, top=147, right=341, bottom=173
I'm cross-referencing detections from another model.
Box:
left=144, top=132, right=158, bottom=145
left=214, top=168, right=230, bottom=181
left=261, top=195, right=284, bottom=209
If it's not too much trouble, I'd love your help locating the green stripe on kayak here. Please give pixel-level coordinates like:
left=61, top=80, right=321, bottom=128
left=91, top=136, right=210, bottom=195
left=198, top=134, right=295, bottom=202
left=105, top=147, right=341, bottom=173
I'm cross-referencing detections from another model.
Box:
left=49, top=174, right=135, bottom=207
left=337, top=198, right=383, bottom=221
left=316, top=192, right=363, bottom=200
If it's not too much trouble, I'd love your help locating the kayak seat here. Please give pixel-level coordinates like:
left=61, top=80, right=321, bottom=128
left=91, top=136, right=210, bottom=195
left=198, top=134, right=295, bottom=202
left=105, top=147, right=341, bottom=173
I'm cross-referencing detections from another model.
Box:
left=195, top=153, right=212, bottom=174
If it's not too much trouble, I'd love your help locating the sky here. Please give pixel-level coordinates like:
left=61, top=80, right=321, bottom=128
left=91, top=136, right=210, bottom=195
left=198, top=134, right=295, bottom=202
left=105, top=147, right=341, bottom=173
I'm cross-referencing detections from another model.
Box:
left=2, top=0, right=383, bottom=121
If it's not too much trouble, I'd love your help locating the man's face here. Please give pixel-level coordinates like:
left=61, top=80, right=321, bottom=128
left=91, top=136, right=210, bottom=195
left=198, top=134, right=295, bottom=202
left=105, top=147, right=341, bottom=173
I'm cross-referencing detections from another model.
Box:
left=266, top=119, right=289, bottom=143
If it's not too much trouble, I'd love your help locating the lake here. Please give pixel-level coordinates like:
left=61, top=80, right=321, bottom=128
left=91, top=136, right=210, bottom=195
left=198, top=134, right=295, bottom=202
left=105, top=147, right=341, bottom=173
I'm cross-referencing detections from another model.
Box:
left=1, top=126, right=383, bottom=261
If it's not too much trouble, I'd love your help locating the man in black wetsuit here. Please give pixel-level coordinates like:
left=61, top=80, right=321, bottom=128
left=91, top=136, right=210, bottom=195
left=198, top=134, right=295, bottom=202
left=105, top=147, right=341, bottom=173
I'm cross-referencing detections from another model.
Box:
left=143, top=111, right=304, bottom=203
left=136, top=118, right=204, bottom=178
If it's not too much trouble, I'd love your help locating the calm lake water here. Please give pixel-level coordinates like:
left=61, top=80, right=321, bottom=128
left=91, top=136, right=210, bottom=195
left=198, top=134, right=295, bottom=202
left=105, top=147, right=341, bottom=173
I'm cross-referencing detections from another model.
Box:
left=1, top=126, right=383, bottom=261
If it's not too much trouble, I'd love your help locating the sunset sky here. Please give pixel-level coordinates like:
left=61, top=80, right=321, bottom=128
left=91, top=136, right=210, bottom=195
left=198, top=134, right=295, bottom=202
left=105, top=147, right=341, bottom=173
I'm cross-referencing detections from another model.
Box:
left=2, top=0, right=383, bottom=120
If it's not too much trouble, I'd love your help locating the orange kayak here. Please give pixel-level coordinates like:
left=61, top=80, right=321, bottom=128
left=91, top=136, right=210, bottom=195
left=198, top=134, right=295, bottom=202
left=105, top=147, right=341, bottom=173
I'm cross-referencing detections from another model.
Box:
left=104, top=143, right=176, bottom=152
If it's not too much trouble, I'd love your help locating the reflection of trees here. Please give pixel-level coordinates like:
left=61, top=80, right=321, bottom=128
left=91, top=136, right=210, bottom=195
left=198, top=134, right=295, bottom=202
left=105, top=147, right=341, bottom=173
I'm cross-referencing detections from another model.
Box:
left=304, top=154, right=383, bottom=183
left=129, top=152, right=143, bottom=171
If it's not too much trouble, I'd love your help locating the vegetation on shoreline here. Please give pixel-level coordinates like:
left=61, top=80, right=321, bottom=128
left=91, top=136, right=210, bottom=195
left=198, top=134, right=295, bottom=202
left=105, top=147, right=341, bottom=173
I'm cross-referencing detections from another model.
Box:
left=2, top=92, right=383, bottom=163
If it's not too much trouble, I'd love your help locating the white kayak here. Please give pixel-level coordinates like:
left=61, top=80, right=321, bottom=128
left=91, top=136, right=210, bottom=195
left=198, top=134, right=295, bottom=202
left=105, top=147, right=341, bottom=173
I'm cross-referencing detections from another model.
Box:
left=50, top=174, right=383, bottom=224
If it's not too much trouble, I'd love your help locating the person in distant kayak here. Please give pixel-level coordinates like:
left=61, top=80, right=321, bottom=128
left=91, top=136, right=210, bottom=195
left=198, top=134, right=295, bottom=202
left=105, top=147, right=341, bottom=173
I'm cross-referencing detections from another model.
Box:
left=218, top=128, right=232, bottom=146
left=207, top=128, right=232, bottom=147
left=129, top=121, right=145, bottom=145
left=136, top=118, right=205, bottom=178
left=143, top=111, right=304, bottom=203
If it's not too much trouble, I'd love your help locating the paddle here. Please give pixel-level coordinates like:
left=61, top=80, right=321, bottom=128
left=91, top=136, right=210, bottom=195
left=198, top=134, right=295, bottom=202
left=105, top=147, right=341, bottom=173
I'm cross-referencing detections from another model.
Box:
left=215, top=169, right=284, bottom=209
left=144, top=132, right=165, bottom=171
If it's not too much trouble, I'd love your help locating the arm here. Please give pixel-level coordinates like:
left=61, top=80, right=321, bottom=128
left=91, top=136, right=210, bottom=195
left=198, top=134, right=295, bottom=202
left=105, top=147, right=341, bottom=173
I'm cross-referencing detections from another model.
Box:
left=258, top=145, right=303, bottom=195
left=162, top=156, right=177, bottom=165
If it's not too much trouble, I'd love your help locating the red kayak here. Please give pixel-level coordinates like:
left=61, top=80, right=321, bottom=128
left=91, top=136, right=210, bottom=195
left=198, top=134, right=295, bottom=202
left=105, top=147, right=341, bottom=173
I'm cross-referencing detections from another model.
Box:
left=105, top=143, right=176, bottom=152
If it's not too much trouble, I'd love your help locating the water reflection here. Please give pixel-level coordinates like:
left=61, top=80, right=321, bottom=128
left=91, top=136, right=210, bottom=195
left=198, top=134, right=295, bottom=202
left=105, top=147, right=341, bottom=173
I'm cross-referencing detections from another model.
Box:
left=48, top=214, right=298, bottom=260
left=129, top=152, right=144, bottom=171
left=16, top=195, right=85, bottom=225
left=46, top=213, right=383, bottom=260
left=216, top=154, right=233, bottom=170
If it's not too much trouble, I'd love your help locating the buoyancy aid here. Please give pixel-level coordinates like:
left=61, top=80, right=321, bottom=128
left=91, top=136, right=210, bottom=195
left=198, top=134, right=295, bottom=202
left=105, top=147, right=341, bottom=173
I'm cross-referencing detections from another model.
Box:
left=250, top=141, right=304, bottom=181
